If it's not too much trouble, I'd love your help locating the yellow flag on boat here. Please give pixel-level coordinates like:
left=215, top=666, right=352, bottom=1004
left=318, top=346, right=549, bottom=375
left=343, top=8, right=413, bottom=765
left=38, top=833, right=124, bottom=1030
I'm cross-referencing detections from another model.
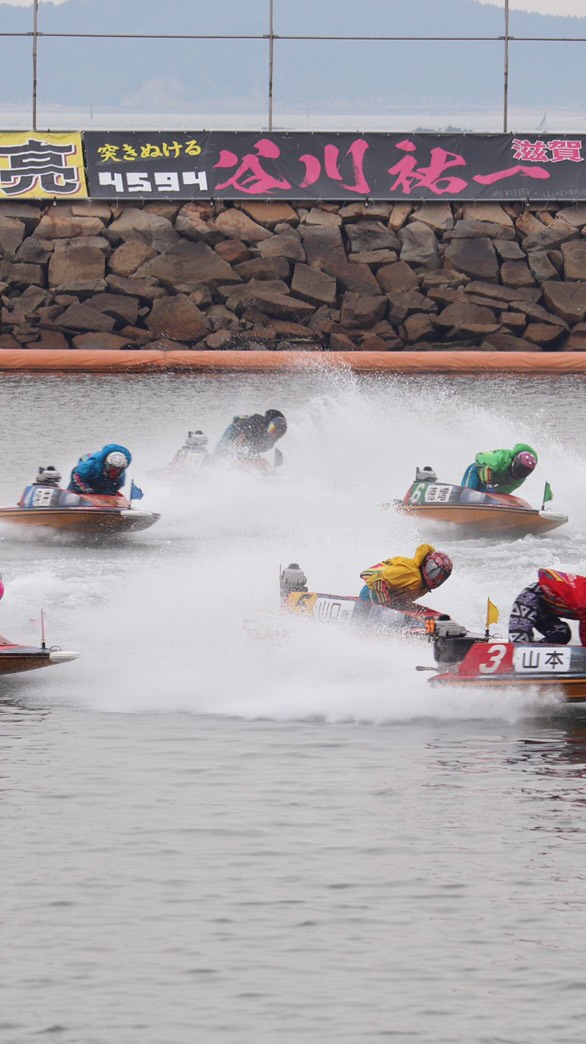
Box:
left=486, top=598, right=499, bottom=630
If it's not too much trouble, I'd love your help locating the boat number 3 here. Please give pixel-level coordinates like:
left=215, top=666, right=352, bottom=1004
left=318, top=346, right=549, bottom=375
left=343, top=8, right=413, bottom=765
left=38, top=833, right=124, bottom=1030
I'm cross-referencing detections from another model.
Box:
left=478, top=644, right=508, bottom=674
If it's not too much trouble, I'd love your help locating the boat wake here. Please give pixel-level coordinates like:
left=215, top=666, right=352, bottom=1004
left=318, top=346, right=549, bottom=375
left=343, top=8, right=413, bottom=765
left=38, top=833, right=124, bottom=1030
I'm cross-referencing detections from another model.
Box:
left=1, top=368, right=585, bottom=722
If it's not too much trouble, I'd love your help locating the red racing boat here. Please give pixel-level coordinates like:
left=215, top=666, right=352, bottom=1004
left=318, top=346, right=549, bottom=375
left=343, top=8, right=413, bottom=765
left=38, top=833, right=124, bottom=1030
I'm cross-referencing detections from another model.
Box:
left=425, top=618, right=586, bottom=703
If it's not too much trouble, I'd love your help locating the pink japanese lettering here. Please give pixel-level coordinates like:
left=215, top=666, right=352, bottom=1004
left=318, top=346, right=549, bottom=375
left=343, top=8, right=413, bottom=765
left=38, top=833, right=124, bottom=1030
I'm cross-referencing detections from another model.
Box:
left=474, top=166, right=550, bottom=185
left=299, top=139, right=370, bottom=194
left=387, top=140, right=468, bottom=196
left=214, top=138, right=291, bottom=194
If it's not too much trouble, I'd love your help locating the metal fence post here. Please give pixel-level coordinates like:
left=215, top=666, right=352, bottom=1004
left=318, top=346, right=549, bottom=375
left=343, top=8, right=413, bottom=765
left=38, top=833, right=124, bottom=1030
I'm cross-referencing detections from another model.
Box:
left=32, top=0, right=39, bottom=131
left=268, top=0, right=274, bottom=132
left=503, top=0, right=509, bottom=133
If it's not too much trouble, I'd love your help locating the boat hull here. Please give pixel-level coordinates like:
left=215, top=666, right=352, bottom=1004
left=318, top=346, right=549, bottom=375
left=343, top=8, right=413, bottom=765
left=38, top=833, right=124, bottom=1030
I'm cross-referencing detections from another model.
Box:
left=0, top=507, right=160, bottom=533
left=432, top=671, right=586, bottom=702
left=0, top=644, right=79, bottom=675
left=284, top=589, right=443, bottom=635
left=430, top=639, right=586, bottom=703
left=399, top=503, right=567, bottom=535
left=396, top=475, right=567, bottom=535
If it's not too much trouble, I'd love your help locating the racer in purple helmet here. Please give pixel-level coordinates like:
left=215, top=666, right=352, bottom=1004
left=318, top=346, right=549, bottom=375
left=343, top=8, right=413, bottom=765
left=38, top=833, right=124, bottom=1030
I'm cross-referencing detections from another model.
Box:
left=461, top=443, right=537, bottom=495
left=359, top=544, right=453, bottom=608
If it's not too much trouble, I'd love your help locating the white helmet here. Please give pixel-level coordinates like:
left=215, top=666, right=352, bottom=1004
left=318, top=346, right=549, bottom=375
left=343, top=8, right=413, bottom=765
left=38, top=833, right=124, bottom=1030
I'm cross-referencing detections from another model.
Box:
left=104, top=451, right=128, bottom=477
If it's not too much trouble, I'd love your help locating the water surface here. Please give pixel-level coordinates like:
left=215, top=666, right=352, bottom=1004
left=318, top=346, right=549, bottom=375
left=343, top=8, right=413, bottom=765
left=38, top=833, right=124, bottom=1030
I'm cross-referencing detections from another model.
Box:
left=1, top=369, right=585, bottom=1043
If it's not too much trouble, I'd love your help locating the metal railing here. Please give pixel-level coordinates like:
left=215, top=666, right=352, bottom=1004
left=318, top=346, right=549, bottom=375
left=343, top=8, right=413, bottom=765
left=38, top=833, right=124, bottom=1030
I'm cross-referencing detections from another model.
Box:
left=2, top=0, right=583, bottom=132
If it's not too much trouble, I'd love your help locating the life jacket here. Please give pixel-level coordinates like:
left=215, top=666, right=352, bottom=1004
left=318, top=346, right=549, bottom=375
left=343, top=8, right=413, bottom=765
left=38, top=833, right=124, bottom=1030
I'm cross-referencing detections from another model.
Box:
left=538, top=568, right=586, bottom=619
left=538, top=569, right=586, bottom=644
left=360, top=544, right=435, bottom=600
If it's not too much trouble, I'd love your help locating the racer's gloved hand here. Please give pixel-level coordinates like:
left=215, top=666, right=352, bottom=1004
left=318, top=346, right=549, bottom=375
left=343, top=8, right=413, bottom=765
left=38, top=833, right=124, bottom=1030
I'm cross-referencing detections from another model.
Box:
left=478, top=465, right=492, bottom=485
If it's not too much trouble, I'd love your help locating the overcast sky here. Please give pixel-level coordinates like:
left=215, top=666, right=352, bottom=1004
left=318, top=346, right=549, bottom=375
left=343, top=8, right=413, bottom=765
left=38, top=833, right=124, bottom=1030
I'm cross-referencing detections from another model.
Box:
left=1, top=0, right=586, bottom=10
left=477, top=0, right=586, bottom=13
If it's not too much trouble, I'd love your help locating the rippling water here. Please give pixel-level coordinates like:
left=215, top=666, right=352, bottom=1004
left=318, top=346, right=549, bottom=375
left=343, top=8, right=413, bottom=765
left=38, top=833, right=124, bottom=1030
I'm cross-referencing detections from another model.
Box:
left=2, top=369, right=586, bottom=1043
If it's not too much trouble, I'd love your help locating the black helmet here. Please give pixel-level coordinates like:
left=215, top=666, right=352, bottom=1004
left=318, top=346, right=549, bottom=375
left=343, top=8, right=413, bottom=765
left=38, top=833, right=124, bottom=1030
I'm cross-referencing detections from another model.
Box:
left=264, top=410, right=287, bottom=439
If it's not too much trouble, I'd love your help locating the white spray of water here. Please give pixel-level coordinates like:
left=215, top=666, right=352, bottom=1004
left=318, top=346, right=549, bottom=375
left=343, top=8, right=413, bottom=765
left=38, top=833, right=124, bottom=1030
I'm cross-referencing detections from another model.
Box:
left=2, top=368, right=584, bottom=722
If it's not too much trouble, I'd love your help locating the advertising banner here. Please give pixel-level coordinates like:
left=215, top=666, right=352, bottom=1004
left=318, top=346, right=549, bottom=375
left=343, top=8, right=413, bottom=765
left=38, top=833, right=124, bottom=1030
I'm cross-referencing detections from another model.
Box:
left=0, top=132, right=87, bottom=199
left=84, top=131, right=586, bottom=201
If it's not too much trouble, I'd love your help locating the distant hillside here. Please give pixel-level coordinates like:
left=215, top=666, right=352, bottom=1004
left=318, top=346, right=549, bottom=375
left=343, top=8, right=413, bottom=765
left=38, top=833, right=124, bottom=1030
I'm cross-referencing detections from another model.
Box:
left=0, top=0, right=584, bottom=116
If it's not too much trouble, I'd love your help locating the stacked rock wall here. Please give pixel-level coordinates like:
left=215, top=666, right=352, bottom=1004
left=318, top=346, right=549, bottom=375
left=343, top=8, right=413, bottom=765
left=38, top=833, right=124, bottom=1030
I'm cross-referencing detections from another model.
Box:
left=1, top=198, right=586, bottom=352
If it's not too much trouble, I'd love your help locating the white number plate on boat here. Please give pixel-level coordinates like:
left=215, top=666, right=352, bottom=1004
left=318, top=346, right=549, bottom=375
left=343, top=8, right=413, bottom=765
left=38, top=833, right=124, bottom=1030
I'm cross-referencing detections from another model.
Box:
left=314, top=597, right=356, bottom=622
left=512, top=646, right=572, bottom=673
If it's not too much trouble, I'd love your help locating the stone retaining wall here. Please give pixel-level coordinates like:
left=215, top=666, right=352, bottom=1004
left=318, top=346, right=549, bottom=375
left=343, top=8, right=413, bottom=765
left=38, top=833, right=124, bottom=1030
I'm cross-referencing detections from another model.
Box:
left=1, top=198, right=586, bottom=352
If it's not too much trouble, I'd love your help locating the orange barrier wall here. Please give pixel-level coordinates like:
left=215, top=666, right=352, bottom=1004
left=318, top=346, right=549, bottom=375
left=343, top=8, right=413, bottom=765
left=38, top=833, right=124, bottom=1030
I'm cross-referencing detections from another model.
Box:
left=1, top=349, right=586, bottom=373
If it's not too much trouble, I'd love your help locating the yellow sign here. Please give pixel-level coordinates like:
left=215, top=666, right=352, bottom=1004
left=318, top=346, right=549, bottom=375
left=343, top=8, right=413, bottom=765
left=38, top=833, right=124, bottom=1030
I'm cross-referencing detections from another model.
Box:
left=286, top=592, right=317, bottom=615
left=0, top=132, right=87, bottom=199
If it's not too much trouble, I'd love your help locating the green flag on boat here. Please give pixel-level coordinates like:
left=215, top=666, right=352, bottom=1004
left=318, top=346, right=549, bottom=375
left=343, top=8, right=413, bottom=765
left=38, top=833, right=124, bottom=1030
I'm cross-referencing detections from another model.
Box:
left=542, top=481, right=553, bottom=507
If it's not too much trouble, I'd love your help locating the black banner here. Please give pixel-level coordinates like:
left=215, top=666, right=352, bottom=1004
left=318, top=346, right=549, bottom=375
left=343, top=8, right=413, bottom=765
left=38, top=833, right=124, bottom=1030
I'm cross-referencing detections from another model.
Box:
left=84, top=131, right=586, bottom=201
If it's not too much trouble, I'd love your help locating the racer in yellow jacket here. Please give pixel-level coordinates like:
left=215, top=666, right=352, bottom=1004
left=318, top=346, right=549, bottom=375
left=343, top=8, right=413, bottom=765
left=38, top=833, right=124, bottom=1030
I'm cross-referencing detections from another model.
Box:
left=359, top=543, right=453, bottom=609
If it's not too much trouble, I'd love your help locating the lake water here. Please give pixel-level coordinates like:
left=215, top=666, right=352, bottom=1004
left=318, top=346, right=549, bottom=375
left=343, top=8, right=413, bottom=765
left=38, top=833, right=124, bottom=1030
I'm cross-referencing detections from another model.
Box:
left=1, top=368, right=586, bottom=1044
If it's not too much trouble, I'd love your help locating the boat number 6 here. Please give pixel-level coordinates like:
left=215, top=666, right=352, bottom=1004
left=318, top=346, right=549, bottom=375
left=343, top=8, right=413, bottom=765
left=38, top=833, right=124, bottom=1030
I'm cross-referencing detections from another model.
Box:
left=478, top=644, right=508, bottom=674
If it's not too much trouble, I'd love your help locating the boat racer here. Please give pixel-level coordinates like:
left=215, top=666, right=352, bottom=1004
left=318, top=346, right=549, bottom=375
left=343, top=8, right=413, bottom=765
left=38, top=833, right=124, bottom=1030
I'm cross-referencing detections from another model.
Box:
left=68, top=444, right=131, bottom=495
left=359, top=543, right=453, bottom=609
left=214, top=410, right=287, bottom=459
left=461, top=443, right=537, bottom=494
left=509, top=569, right=586, bottom=645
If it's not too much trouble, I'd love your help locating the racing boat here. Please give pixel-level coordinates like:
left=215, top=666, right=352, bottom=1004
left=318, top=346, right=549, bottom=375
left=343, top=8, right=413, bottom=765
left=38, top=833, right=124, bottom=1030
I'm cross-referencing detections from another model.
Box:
left=392, top=466, right=567, bottom=536
left=279, top=562, right=448, bottom=638
left=150, top=445, right=283, bottom=482
left=0, top=616, right=78, bottom=676
left=424, top=617, right=586, bottom=703
left=0, top=482, right=160, bottom=534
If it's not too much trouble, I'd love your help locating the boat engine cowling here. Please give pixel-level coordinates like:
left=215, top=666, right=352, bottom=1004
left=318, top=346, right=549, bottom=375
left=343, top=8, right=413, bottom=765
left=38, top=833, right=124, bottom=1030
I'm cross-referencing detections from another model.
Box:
left=430, top=616, right=483, bottom=665
left=415, top=465, right=437, bottom=483
left=280, top=563, right=308, bottom=601
left=35, top=465, right=62, bottom=487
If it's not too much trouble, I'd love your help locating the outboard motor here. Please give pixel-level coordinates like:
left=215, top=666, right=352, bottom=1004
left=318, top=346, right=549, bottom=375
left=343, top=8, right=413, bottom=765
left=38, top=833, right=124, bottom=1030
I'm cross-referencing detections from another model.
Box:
left=416, top=465, right=437, bottom=483
left=35, top=465, right=62, bottom=487
left=280, top=563, right=308, bottom=602
left=428, top=616, right=484, bottom=665
left=185, top=430, right=208, bottom=451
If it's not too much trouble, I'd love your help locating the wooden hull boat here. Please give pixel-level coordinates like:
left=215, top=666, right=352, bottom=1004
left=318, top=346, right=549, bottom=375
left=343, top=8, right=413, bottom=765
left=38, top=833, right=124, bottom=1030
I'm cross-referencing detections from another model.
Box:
left=426, top=619, right=586, bottom=703
left=280, top=563, right=447, bottom=637
left=0, top=487, right=160, bottom=534
left=149, top=447, right=283, bottom=482
left=0, top=636, right=78, bottom=675
left=394, top=470, right=567, bottom=536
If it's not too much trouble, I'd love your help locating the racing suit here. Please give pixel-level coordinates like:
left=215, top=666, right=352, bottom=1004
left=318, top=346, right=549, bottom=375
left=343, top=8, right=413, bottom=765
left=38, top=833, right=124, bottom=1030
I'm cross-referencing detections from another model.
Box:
left=461, top=442, right=537, bottom=494
left=359, top=543, right=435, bottom=608
left=508, top=569, right=586, bottom=645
